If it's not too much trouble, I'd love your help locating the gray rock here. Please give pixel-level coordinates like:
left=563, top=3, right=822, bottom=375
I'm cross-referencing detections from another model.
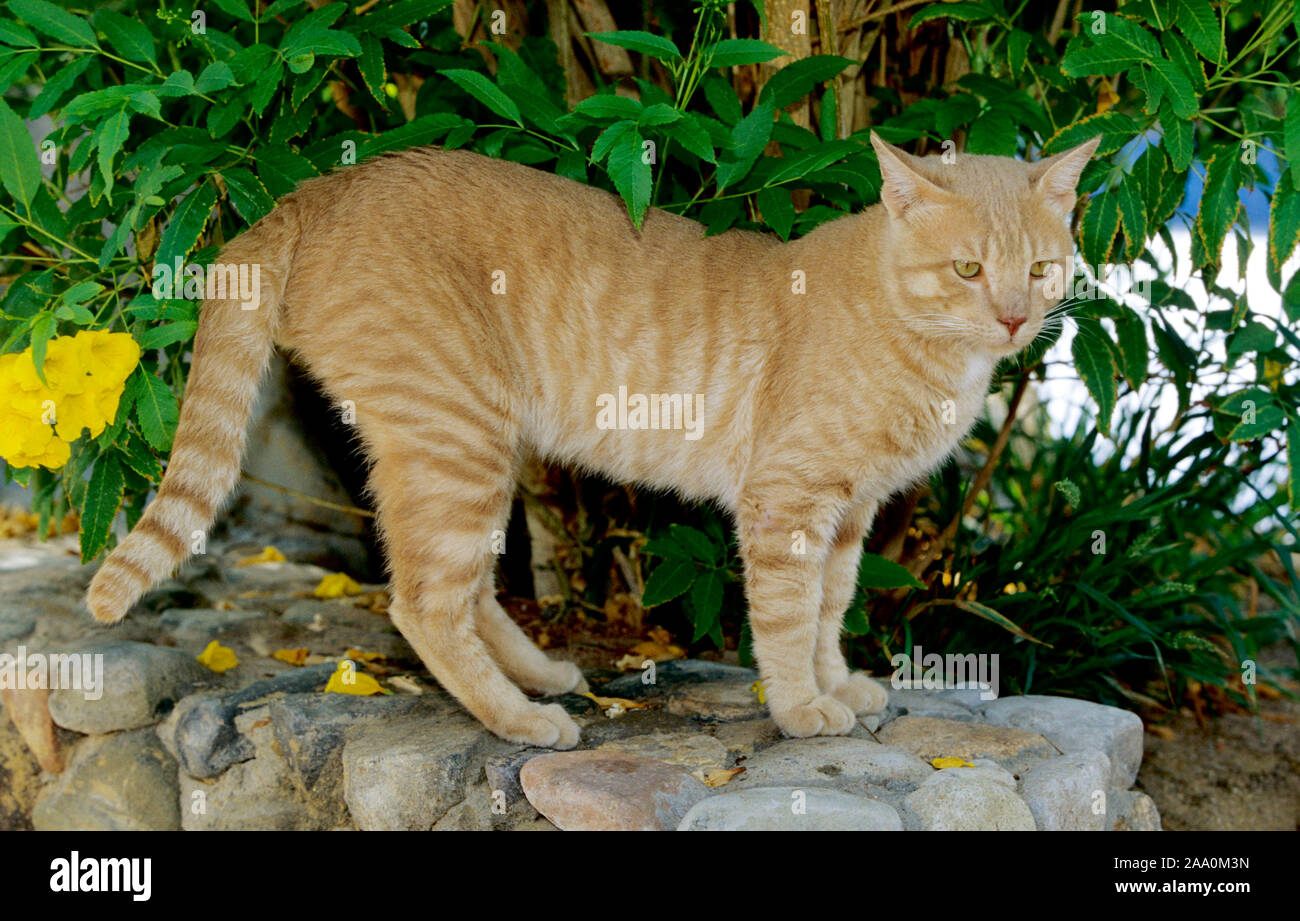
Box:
left=179, top=706, right=321, bottom=830
left=1107, top=789, right=1163, bottom=831
left=47, top=641, right=212, bottom=734
left=878, top=715, right=1057, bottom=776
left=736, top=738, right=934, bottom=793
left=33, top=729, right=180, bottom=831
left=0, top=606, right=39, bottom=643
left=598, top=659, right=758, bottom=699
left=1018, top=750, right=1112, bottom=831
left=520, top=750, right=710, bottom=831
left=158, top=663, right=337, bottom=778
left=596, top=730, right=730, bottom=773
left=678, top=787, right=902, bottom=831
left=667, top=677, right=766, bottom=722
left=269, top=691, right=450, bottom=792
left=903, top=770, right=1037, bottom=831
left=342, top=712, right=499, bottom=830
left=977, top=695, right=1144, bottom=788
left=883, top=686, right=979, bottom=724
left=158, top=607, right=266, bottom=639
left=712, top=719, right=783, bottom=757
left=281, top=600, right=397, bottom=632
left=484, top=748, right=549, bottom=807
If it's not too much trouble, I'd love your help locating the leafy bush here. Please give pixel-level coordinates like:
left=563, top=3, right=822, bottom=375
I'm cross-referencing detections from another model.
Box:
left=0, top=0, right=1296, bottom=710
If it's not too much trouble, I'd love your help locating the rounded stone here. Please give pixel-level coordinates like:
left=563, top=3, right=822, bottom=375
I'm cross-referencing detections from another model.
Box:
left=678, top=787, right=902, bottom=831
left=520, top=750, right=710, bottom=830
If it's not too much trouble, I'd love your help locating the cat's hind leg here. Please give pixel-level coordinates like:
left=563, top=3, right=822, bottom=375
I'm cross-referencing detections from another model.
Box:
left=367, top=418, right=580, bottom=749
left=814, top=500, right=889, bottom=715
left=474, top=581, right=588, bottom=696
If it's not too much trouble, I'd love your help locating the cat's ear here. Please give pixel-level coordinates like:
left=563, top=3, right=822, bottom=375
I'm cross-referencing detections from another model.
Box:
left=1030, top=136, right=1101, bottom=216
left=870, top=131, right=953, bottom=218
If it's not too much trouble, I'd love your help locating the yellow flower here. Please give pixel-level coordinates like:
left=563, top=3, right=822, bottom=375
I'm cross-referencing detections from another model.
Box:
left=932, top=756, right=976, bottom=769
left=237, top=545, right=287, bottom=566
left=324, top=659, right=384, bottom=696
left=196, top=641, right=240, bottom=673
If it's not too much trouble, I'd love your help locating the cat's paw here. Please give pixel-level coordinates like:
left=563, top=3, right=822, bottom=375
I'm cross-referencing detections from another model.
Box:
left=773, top=694, right=857, bottom=737
left=829, top=672, right=889, bottom=715
left=498, top=703, right=581, bottom=750
left=524, top=660, right=588, bottom=697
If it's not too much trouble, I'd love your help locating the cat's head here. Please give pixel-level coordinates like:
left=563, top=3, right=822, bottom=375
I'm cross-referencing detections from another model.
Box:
left=868, top=132, right=1100, bottom=357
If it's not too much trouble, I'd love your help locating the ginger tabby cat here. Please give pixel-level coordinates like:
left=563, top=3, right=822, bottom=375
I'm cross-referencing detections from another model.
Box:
left=87, top=132, right=1100, bottom=748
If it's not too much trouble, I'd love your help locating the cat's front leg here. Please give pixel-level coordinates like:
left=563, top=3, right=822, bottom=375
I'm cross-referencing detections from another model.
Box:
left=815, top=499, right=889, bottom=716
left=737, top=494, right=856, bottom=737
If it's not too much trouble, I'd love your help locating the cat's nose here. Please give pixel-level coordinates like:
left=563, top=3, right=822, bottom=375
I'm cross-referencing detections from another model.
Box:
left=999, top=316, right=1026, bottom=339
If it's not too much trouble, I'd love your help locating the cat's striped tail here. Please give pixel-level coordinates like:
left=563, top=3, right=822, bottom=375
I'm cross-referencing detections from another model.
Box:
left=86, top=201, right=301, bottom=623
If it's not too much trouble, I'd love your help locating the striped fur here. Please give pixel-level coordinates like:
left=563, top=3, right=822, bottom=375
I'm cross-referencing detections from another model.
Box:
left=85, top=134, right=1097, bottom=748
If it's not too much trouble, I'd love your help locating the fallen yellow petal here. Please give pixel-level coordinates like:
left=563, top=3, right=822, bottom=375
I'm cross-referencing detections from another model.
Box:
left=750, top=680, right=766, bottom=705
left=581, top=692, right=649, bottom=712
left=272, top=648, right=310, bottom=666
left=314, top=572, right=363, bottom=598
left=324, top=659, right=385, bottom=696
left=629, top=640, right=684, bottom=662
left=932, top=756, right=975, bottom=769
left=236, top=546, right=286, bottom=566
left=197, top=641, right=239, bottom=673
left=344, top=648, right=385, bottom=663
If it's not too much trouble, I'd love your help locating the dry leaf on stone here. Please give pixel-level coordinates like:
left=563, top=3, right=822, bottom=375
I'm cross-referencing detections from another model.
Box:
left=581, top=692, right=649, bottom=717
left=628, top=640, right=684, bottom=662
left=272, top=648, right=310, bottom=666
left=695, top=766, right=746, bottom=787
left=236, top=545, right=286, bottom=566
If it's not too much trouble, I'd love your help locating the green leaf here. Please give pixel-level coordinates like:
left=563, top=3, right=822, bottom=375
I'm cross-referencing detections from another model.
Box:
left=667, top=524, right=718, bottom=563
left=708, top=38, right=787, bottom=68
left=641, top=558, right=697, bottom=607
left=155, top=184, right=218, bottom=268
left=345, top=0, right=454, bottom=34
left=96, top=107, right=132, bottom=190
left=93, top=8, right=157, bottom=66
left=1146, top=54, right=1196, bottom=119
left=1160, top=31, right=1206, bottom=96
left=80, top=454, right=124, bottom=563
left=195, top=61, right=236, bottom=94
left=857, top=552, right=923, bottom=589
left=1060, top=14, right=1161, bottom=76
left=118, top=430, right=162, bottom=482
left=1072, top=326, right=1118, bottom=434
left=28, top=54, right=92, bottom=119
left=571, top=93, right=642, bottom=121
left=1131, top=142, right=1167, bottom=221
left=358, top=32, right=387, bottom=106
left=952, top=599, right=1050, bottom=646
left=0, top=98, right=42, bottom=210
left=665, top=113, right=716, bottom=163
left=138, top=320, right=197, bottom=350
left=1112, top=306, right=1149, bottom=388
left=638, top=103, right=681, bottom=128
left=1040, top=111, right=1136, bottom=157
left=1285, top=94, right=1300, bottom=192
left=1079, top=190, right=1120, bottom=265
left=256, top=143, right=319, bottom=197
left=440, top=68, right=521, bottom=125
left=586, top=30, right=681, bottom=62
left=1226, top=320, right=1276, bottom=356
left=606, top=124, right=652, bottom=229
left=221, top=167, right=275, bottom=224
left=1176, top=0, right=1222, bottom=64
left=1162, top=111, right=1193, bottom=171
left=688, top=570, right=724, bottom=643
left=965, top=106, right=1017, bottom=155
left=1195, top=150, right=1239, bottom=266
left=1116, top=175, right=1147, bottom=260
left=715, top=100, right=774, bottom=190
left=909, top=1, right=995, bottom=28
left=758, top=55, right=852, bottom=110
left=28, top=313, right=53, bottom=383
left=1007, top=28, right=1031, bottom=76
left=1269, top=179, right=1300, bottom=283
left=9, top=0, right=98, bottom=47
left=1288, top=428, right=1300, bottom=510
left=126, top=369, right=180, bottom=452
left=0, top=19, right=37, bottom=46
left=757, top=186, right=794, bottom=240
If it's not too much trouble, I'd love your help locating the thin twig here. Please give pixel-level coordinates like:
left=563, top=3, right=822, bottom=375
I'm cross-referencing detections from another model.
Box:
left=240, top=473, right=375, bottom=518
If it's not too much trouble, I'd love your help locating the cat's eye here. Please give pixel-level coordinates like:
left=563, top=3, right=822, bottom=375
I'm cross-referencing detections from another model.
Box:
left=1029, top=260, right=1053, bottom=277
left=953, top=260, right=981, bottom=278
